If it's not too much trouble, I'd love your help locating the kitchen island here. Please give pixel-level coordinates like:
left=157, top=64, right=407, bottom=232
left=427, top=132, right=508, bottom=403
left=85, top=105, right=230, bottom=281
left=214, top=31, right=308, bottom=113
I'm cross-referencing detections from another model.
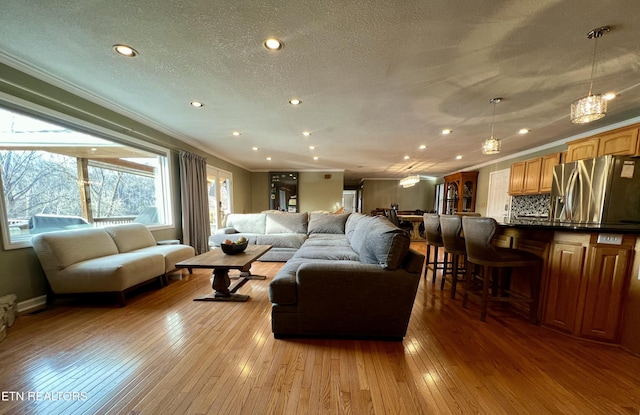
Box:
left=496, top=219, right=640, bottom=354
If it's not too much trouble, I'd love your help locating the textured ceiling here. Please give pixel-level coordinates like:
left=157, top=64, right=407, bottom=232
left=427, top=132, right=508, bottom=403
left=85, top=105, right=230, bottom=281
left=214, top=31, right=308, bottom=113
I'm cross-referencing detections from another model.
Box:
left=1, top=0, right=639, bottom=183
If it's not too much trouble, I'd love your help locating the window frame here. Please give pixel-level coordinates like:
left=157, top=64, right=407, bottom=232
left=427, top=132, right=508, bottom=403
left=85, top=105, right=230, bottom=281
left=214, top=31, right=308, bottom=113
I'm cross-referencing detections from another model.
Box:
left=0, top=93, right=175, bottom=250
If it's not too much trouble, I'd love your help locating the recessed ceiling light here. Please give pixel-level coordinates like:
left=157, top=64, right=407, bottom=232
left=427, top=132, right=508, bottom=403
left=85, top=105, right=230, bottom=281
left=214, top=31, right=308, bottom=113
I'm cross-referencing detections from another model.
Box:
left=403, top=155, right=410, bottom=160
left=442, top=129, right=452, bottom=135
left=309, top=145, right=315, bottom=150
left=456, top=155, right=463, bottom=160
left=266, top=157, right=272, bottom=161
left=264, top=38, right=284, bottom=51
left=190, top=101, right=204, bottom=108
left=302, top=131, right=311, bottom=136
left=518, top=128, right=530, bottom=134
left=419, top=144, right=427, bottom=150
left=232, top=131, right=241, bottom=136
left=113, top=44, right=138, bottom=57
left=313, top=156, right=319, bottom=161
left=252, top=146, right=258, bottom=151
left=289, top=98, right=302, bottom=105
left=603, top=92, right=616, bottom=100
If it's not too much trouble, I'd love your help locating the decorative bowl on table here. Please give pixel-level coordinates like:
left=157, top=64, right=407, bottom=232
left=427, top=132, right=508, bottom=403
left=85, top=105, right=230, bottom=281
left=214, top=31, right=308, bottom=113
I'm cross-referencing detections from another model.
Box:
left=220, top=240, right=248, bottom=255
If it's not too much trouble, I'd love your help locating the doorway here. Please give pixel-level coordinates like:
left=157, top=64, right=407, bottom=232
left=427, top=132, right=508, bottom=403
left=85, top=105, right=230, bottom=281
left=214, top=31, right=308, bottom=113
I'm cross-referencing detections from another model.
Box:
left=486, top=168, right=511, bottom=221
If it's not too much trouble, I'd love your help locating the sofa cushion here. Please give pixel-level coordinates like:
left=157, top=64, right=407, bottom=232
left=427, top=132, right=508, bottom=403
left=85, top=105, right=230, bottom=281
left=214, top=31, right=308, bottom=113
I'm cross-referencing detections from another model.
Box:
left=105, top=223, right=156, bottom=253
left=265, top=212, right=308, bottom=234
left=308, top=213, right=350, bottom=234
left=33, top=228, right=119, bottom=269
left=345, top=212, right=368, bottom=243
left=56, top=252, right=165, bottom=293
left=349, top=215, right=376, bottom=255
left=359, top=218, right=410, bottom=269
left=226, top=213, right=266, bottom=234
left=257, top=234, right=307, bottom=249
left=293, top=246, right=360, bottom=261
left=305, top=234, right=351, bottom=247
left=132, top=244, right=195, bottom=272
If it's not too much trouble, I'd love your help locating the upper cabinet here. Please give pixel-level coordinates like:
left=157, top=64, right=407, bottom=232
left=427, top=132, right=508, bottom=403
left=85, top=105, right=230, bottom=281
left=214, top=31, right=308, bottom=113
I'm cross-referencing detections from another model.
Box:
left=509, top=153, right=561, bottom=195
left=539, top=153, right=562, bottom=193
left=443, top=171, right=478, bottom=214
left=565, top=126, right=640, bottom=162
left=565, top=137, right=599, bottom=162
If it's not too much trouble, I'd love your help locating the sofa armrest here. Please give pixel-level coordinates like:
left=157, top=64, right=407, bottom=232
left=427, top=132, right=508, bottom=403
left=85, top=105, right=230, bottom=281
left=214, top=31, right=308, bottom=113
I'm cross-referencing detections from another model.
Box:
left=215, top=227, right=238, bottom=235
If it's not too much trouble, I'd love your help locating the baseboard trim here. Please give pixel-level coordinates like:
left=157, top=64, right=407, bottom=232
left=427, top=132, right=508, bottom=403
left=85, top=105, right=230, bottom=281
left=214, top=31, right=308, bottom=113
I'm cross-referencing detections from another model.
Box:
left=17, top=295, right=47, bottom=313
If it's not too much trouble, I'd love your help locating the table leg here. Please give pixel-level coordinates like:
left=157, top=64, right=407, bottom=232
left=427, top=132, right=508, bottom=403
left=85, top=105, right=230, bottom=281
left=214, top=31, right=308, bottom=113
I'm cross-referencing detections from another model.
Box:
left=229, top=264, right=266, bottom=280
left=194, top=268, right=250, bottom=302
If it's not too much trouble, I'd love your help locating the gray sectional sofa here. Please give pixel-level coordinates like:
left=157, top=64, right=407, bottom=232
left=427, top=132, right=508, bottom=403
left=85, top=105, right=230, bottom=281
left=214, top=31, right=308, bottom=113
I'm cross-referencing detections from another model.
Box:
left=209, top=211, right=350, bottom=261
left=267, top=213, right=425, bottom=339
left=32, top=223, right=195, bottom=305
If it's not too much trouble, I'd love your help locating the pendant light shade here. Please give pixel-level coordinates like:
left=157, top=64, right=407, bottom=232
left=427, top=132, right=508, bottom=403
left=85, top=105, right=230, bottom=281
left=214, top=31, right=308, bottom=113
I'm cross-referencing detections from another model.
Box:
left=482, top=98, right=502, bottom=155
left=399, top=175, right=420, bottom=188
left=570, top=26, right=610, bottom=124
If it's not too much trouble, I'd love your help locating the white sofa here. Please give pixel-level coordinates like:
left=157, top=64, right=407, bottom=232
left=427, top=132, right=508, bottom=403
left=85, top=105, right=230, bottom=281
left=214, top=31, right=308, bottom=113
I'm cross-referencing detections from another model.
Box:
left=32, top=223, right=195, bottom=305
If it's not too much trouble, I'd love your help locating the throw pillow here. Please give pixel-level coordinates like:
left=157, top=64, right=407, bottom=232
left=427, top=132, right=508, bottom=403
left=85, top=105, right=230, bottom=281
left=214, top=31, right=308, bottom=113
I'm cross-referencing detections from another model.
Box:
left=307, top=212, right=350, bottom=234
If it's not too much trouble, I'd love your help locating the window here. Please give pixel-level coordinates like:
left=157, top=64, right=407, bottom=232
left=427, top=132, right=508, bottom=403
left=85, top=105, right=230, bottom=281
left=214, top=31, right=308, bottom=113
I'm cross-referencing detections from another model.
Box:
left=0, top=106, right=173, bottom=249
left=207, top=166, right=233, bottom=233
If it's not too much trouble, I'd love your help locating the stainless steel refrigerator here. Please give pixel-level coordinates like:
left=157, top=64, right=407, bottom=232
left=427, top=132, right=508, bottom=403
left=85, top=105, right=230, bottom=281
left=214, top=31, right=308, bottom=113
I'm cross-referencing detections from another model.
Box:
left=550, top=155, right=640, bottom=224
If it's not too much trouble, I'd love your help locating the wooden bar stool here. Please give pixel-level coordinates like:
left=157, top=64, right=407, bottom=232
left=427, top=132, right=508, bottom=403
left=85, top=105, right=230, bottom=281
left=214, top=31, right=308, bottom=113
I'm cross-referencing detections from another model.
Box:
left=439, top=214, right=467, bottom=299
left=461, top=216, right=541, bottom=323
left=422, top=213, right=449, bottom=285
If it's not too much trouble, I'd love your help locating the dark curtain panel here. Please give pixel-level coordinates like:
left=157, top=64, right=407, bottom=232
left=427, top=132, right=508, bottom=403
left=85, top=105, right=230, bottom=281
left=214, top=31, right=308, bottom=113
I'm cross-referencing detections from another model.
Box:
left=179, top=151, right=210, bottom=255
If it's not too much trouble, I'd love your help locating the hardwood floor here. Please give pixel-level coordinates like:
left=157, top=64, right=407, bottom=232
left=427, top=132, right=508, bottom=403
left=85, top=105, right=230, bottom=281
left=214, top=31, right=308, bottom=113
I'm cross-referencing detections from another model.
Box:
left=1, top=242, right=639, bottom=414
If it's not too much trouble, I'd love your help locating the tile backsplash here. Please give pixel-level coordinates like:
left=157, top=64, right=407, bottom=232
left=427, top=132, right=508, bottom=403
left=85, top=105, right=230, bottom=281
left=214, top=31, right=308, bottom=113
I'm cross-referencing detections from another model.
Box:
left=510, top=194, right=550, bottom=218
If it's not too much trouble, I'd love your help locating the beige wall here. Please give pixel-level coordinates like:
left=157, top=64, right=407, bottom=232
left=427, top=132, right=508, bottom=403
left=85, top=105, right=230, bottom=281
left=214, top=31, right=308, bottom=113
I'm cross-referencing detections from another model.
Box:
left=248, top=171, right=345, bottom=214
left=362, top=178, right=436, bottom=214
left=298, top=172, right=344, bottom=213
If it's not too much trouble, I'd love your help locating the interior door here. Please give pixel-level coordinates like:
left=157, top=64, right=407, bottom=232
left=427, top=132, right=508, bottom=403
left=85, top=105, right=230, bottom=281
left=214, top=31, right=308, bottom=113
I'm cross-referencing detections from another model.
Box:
left=486, top=168, right=511, bottom=221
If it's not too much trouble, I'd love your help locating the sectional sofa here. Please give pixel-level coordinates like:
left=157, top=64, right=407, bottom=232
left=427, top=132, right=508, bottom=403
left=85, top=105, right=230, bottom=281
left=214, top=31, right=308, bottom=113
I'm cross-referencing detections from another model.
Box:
left=210, top=211, right=349, bottom=261
left=32, top=223, right=195, bottom=305
left=212, top=211, right=423, bottom=339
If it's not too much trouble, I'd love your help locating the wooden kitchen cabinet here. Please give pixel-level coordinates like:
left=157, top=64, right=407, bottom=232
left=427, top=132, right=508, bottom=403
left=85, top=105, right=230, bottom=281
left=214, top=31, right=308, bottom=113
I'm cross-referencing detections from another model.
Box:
left=565, top=126, right=640, bottom=162
left=508, top=161, right=526, bottom=195
left=543, top=239, right=586, bottom=333
left=522, top=157, right=542, bottom=194
left=539, top=153, right=561, bottom=193
left=565, top=137, right=599, bottom=162
left=543, top=233, right=635, bottom=342
left=597, top=127, right=639, bottom=157
left=509, top=153, right=560, bottom=195
left=579, top=237, right=634, bottom=342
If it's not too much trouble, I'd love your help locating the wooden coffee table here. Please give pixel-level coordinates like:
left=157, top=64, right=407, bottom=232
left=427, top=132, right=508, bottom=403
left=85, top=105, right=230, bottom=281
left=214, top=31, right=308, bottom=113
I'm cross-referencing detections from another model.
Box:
left=175, top=245, right=272, bottom=302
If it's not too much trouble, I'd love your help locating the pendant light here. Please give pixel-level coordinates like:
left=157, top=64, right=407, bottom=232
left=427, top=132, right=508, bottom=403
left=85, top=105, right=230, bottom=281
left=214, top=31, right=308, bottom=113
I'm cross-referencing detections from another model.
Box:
left=570, top=26, right=610, bottom=124
left=482, top=98, right=502, bottom=155
left=399, top=175, right=420, bottom=188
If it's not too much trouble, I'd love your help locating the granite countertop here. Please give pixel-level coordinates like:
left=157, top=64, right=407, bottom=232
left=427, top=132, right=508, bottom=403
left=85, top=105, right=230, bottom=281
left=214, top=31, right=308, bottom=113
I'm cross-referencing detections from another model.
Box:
left=499, top=218, right=640, bottom=234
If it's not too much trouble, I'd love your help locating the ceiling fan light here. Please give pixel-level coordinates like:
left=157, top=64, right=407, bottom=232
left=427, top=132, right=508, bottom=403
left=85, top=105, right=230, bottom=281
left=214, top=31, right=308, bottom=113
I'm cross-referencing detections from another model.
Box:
left=571, top=94, right=607, bottom=123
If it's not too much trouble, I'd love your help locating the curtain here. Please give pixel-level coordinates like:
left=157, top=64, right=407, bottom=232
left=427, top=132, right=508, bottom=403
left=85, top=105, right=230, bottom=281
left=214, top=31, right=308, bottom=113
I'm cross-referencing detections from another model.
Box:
left=179, top=151, right=210, bottom=255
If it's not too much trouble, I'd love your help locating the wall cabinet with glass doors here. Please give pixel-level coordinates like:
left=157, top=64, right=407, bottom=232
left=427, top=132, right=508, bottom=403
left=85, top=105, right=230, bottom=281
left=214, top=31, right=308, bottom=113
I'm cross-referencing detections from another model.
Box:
left=442, top=171, right=478, bottom=214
